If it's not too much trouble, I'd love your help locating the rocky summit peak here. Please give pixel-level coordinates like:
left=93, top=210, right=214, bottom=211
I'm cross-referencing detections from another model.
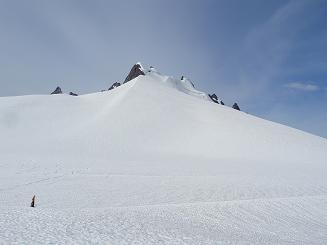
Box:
left=124, top=63, right=145, bottom=83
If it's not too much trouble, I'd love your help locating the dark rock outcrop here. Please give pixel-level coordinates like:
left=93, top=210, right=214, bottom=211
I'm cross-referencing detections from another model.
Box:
left=232, top=103, right=240, bottom=111
left=209, top=94, right=219, bottom=104
left=209, top=94, right=224, bottom=105
left=51, top=86, right=62, bottom=94
left=124, top=63, right=145, bottom=83
left=108, top=82, right=121, bottom=90
left=69, top=92, right=78, bottom=96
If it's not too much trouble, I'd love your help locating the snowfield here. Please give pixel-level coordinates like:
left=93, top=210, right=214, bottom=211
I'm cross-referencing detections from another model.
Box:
left=0, top=68, right=327, bottom=244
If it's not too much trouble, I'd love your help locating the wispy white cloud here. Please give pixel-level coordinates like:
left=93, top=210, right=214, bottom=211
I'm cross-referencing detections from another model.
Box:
left=284, top=82, right=319, bottom=91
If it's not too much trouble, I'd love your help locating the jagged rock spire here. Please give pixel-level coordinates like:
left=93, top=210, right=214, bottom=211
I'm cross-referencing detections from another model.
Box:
left=51, top=86, right=62, bottom=95
left=124, top=63, right=145, bottom=83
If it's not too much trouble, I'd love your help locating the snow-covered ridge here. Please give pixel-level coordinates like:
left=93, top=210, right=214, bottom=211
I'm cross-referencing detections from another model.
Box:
left=137, top=64, right=211, bottom=102
left=47, top=62, right=226, bottom=107
left=120, top=62, right=221, bottom=104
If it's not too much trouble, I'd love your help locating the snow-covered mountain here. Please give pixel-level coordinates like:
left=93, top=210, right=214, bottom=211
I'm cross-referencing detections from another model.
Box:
left=1, top=63, right=327, bottom=244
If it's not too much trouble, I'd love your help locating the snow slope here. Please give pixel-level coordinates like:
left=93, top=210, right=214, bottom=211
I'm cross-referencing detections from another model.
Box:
left=0, top=68, right=327, bottom=244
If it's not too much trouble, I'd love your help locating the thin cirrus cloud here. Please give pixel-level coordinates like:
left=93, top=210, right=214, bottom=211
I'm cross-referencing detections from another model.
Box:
left=284, top=82, right=320, bottom=92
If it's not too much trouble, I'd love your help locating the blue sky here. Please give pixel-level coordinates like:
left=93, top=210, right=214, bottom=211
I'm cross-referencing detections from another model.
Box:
left=0, top=0, right=326, bottom=138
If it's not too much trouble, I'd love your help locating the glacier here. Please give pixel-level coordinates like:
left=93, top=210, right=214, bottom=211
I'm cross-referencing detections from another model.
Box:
left=0, top=65, right=327, bottom=244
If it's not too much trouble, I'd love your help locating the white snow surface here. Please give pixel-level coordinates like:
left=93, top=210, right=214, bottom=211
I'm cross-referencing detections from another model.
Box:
left=0, top=71, right=327, bottom=244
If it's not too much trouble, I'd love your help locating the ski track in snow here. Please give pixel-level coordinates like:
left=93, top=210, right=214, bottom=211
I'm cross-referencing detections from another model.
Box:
left=1, top=195, right=327, bottom=244
left=1, top=168, right=327, bottom=244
